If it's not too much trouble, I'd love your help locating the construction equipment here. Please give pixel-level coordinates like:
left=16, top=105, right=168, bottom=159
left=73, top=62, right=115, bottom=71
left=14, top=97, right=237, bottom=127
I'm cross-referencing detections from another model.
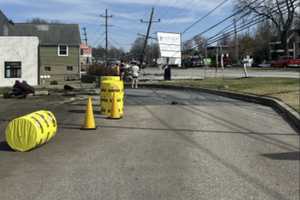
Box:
left=3, top=80, right=35, bottom=99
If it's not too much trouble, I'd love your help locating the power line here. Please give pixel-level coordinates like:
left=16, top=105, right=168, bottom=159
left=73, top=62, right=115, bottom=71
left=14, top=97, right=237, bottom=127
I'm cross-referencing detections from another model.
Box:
left=182, top=0, right=230, bottom=34
left=204, top=0, right=278, bottom=43
left=191, top=0, right=263, bottom=38
left=109, top=37, right=132, bottom=48
left=205, top=1, right=291, bottom=44
left=187, top=1, right=292, bottom=50
left=205, top=7, right=290, bottom=46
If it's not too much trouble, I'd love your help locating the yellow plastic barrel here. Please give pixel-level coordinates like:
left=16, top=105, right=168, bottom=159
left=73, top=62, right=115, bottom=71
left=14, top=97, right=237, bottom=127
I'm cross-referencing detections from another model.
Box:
left=5, top=111, right=57, bottom=152
left=100, top=77, right=124, bottom=117
left=101, top=76, right=120, bottom=82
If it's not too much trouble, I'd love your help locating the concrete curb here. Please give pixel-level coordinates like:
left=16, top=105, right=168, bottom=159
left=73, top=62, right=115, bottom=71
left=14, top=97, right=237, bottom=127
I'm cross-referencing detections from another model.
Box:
left=139, top=83, right=300, bottom=133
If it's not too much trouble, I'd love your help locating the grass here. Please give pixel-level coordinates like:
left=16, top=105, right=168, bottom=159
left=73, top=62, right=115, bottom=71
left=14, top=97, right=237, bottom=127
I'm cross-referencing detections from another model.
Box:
left=159, top=77, right=300, bottom=113
left=0, top=87, right=10, bottom=95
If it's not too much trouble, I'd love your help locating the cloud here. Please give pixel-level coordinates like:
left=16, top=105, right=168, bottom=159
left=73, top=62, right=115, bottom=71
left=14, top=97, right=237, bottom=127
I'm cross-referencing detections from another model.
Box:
left=160, top=16, right=196, bottom=24
left=0, top=0, right=232, bottom=12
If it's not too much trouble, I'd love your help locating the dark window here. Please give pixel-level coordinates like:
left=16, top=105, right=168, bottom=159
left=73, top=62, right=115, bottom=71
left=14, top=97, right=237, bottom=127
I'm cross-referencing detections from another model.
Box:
left=58, top=45, right=68, bottom=56
left=80, top=49, right=84, bottom=55
left=67, top=66, right=73, bottom=71
left=5, top=62, right=21, bottom=78
left=44, top=66, right=51, bottom=71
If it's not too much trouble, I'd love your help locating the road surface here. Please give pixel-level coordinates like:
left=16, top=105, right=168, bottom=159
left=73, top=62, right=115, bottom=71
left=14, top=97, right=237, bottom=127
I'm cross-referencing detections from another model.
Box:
left=0, top=88, right=299, bottom=200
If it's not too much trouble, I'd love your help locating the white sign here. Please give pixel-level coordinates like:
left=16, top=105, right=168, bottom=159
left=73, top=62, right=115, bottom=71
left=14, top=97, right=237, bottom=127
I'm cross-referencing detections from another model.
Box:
left=157, top=32, right=181, bottom=59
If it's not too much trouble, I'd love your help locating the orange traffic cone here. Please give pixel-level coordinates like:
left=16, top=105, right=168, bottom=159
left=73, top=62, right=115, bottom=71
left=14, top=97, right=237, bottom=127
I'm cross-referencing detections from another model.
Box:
left=81, top=97, right=97, bottom=130
left=110, top=92, right=121, bottom=119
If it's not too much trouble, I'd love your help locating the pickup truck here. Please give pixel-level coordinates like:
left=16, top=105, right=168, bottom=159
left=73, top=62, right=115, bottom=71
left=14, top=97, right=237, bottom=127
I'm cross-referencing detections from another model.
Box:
left=271, top=57, right=300, bottom=68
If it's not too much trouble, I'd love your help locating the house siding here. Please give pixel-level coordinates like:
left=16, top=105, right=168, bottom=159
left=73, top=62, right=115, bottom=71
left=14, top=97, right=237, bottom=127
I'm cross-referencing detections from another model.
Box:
left=0, top=37, right=39, bottom=87
left=39, top=45, right=80, bottom=80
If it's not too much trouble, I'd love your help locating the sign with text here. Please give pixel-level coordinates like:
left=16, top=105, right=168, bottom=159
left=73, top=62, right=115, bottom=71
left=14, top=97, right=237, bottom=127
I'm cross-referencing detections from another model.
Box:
left=157, top=32, right=181, bottom=59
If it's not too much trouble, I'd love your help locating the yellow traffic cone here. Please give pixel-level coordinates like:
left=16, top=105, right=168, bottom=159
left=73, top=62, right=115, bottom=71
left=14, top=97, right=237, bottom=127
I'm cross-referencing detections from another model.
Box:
left=81, top=97, right=97, bottom=130
left=110, top=92, right=121, bottom=119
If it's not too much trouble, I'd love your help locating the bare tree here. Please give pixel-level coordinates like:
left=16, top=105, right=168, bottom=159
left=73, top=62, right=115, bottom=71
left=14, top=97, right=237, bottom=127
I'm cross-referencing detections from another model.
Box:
left=27, top=18, right=63, bottom=24
left=236, top=0, right=297, bottom=56
left=183, top=39, right=194, bottom=51
left=27, top=18, right=49, bottom=24
left=193, top=35, right=207, bottom=54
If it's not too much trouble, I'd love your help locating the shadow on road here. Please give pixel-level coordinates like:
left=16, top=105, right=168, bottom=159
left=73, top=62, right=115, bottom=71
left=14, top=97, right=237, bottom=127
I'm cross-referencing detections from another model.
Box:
left=0, top=141, right=13, bottom=152
left=262, top=152, right=300, bottom=160
left=99, top=125, right=296, bottom=136
left=68, top=109, right=102, bottom=115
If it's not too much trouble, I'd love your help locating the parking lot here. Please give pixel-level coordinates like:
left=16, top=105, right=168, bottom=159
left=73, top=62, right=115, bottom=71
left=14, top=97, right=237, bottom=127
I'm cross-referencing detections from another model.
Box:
left=0, top=88, right=299, bottom=200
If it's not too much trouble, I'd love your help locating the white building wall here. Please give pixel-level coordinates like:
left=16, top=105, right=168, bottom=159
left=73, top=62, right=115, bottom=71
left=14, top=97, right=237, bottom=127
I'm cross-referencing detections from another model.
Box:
left=0, top=37, right=39, bottom=87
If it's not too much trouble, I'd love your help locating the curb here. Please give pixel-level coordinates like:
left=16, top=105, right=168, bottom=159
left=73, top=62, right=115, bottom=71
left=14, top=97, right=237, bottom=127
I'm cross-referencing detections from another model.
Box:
left=139, top=83, right=300, bottom=133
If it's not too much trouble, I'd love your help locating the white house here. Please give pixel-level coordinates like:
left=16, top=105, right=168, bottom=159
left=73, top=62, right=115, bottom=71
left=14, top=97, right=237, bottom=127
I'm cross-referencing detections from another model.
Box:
left=0, top=36, right=39, bottom=87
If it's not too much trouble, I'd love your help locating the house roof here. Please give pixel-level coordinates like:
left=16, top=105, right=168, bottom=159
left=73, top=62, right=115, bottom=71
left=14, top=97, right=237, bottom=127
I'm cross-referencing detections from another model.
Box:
left=9, top=23, right=81, bottom=45
left=0, top=10, right=9, bottom=23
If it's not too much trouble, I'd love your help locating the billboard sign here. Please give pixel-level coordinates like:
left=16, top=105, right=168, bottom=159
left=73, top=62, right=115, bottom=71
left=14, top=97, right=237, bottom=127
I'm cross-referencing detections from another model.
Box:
left=157, top=32, right=181, bottom=59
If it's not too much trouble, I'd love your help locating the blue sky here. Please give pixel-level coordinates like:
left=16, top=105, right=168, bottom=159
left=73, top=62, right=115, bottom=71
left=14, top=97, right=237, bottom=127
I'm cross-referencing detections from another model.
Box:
left=0, top=0, right=234, bottom=51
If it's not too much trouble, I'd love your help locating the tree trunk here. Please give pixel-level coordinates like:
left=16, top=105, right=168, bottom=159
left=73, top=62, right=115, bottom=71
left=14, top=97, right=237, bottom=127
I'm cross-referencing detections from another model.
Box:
left=280, top=30, right=289, bottom=57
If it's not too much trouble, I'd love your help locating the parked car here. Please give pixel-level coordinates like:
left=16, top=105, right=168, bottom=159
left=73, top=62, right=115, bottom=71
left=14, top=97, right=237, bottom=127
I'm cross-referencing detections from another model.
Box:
left=271, top=57, right=300, bottom=68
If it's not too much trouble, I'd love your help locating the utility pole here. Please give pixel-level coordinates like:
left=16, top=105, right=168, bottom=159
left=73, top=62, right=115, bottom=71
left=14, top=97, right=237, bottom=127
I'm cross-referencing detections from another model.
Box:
left=100, top=9, right=113, bottom=67
left=82, top=27, right=88, bottom=45
left=204, top=44, right=208, bottom=79
left=140, top=7, right=160, bottom=68
left=215, top=43, right=219, bottom=77
left=234, top=18, right=239, bottom=64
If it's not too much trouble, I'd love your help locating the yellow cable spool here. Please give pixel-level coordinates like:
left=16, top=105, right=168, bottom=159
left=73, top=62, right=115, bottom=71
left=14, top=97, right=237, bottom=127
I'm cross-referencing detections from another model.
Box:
left=5, top=111, right=58, bottom=152
left=100, top=79, right=124, bottom=117
left=33, top=111, right=57, bottom=141
left=101, top=76, right=120, bottom=82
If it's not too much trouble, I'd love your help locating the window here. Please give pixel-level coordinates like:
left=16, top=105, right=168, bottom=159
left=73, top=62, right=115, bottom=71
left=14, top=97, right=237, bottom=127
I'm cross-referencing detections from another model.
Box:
left=67, top=66, right=73, bottom=71
left=58, top=45, right=68, bottom=56
left=80, top=49, right=84, bottom=55
left=44, top=66, right=51, bottom=71
left=4, top=62, right=21, bottom=78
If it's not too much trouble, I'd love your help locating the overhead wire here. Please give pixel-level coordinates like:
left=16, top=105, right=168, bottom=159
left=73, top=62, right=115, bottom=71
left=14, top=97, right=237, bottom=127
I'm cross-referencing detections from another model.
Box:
left=182, top=0, right=231, bottom=34
left=190, top=0, right=264, bottom=39
left=205, top=1, right=293, bottom=45
left=191, top=4, right=292, bottom=48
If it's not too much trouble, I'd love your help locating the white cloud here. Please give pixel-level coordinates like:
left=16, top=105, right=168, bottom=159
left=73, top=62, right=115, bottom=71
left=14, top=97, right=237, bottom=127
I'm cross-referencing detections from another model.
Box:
left=160, top=16, right=196, bottom=24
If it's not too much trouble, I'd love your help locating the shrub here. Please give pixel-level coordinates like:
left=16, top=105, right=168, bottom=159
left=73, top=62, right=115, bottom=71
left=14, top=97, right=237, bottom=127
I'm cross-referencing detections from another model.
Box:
left=88, top=64, right=119, bottom=76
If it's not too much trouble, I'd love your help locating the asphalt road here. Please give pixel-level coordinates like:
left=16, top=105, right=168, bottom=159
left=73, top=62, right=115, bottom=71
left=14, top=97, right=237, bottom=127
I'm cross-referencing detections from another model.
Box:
left=141, top=67, right=300, bottom=80
left=0, top=88, right=299, bottom=200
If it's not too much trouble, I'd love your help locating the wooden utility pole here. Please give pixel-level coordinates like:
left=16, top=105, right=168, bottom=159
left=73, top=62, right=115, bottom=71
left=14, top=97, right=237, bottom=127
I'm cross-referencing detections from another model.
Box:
left=234, top=18, right=239, bottom=64
left=140, top=7, right=160, bottom=68
left=82, top=27, right=88, bottom=45
left=101, top=9, right=113, bottom=67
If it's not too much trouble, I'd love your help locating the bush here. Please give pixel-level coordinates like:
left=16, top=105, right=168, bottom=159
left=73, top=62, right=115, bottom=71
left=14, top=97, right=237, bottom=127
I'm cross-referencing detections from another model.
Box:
left=88, top=64, right=119, bottom=76
left=3, top=92, right=11, bottom=99
left=50, top=80, right=58, bottom=85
